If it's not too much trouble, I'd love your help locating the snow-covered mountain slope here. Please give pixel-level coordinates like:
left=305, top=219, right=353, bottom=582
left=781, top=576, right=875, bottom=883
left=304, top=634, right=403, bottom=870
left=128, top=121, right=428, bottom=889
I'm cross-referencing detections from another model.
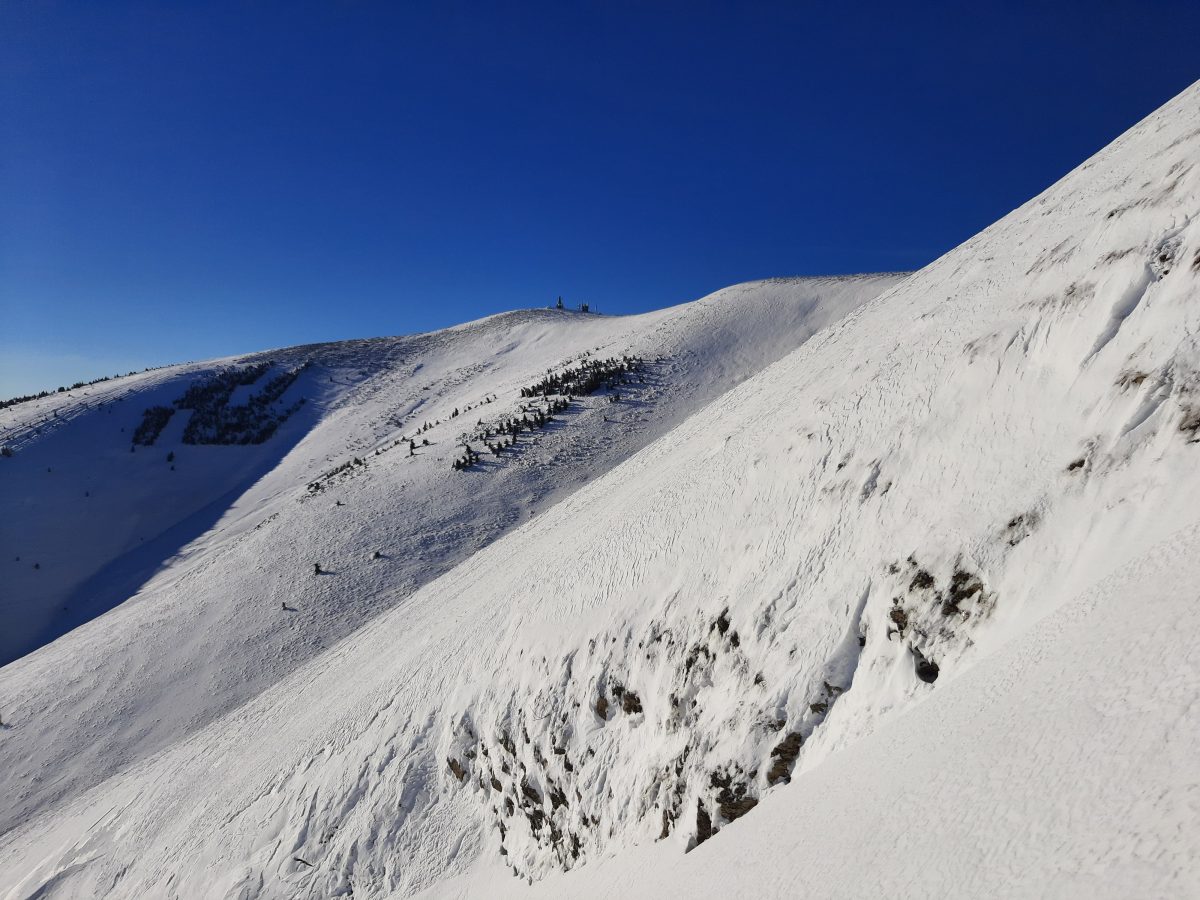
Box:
left=2, top=79, right=1199, bottom=899
left=0, top=273, right=903, bottom=834
left=491, top=518, right=1200, bottom=899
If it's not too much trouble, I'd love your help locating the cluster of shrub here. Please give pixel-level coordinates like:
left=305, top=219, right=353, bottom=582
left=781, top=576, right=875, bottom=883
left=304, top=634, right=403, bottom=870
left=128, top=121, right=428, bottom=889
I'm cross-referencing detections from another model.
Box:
left=131, top=405, right=175, bottom=446
left=495, top=397, right=568, bottom=445
left=451, top=356, right=645, bottom=473
left=1, top=387, right=78, bottom=411
left=518, top=355, right=643, bottom=399
left=181, top=364, right=306, bottom=445
left=450, top=446, right=480, bottom=470
left=175, top=362, right=270, bottom=413
left=307, top=456, right=366, bottom=492
left=0, top=364, right=176, bottom=411
left=452, top=396, right=574, bottom=471
left=132, top=361, right=308, bottom=448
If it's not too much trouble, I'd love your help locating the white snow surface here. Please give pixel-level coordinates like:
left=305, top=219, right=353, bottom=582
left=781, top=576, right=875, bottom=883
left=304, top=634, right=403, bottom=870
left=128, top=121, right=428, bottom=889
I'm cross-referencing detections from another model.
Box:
left=1, top=81, right=1199, bottom=899
left=0, top=277, right=902, bottom=847
left=476, top=517, right=1200, bottom=899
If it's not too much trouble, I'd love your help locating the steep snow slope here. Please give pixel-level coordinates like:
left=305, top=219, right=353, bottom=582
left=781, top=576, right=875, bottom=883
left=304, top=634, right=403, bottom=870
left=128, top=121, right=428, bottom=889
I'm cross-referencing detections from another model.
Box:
left=2, top=80, right=1198, bottom=899
left=0, top=273, right=902, bottom=834
left=490, top=519, right=1200, bottom=899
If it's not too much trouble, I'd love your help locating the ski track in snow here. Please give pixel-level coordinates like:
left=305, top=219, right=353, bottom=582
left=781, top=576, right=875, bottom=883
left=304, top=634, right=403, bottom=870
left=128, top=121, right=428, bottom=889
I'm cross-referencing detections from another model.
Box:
left=1, top=82, right=1199, bottom=899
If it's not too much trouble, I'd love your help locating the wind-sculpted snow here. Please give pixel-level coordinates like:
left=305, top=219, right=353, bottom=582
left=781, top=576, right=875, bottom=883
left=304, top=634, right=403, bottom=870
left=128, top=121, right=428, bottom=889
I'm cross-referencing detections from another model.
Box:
left=2, top=82, right=1200, bottom=899
left=494, top=519, right=1200, bottom=899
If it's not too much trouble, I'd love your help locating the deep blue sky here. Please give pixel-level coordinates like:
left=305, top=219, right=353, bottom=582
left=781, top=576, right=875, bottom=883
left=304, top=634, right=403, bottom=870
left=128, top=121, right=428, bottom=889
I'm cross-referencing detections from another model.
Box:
left=2, top=2, right=1198, bottom=397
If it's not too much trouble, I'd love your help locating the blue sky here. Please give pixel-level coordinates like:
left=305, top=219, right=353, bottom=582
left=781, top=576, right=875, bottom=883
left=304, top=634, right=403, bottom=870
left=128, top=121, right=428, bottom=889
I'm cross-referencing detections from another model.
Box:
left=2, top=1, right=1198, bottom=398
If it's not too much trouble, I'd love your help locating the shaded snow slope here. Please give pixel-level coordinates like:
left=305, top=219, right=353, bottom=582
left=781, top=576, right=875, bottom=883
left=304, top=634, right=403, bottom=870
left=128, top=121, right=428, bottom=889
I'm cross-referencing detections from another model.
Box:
left=0, top=273, right=902, bottom=834
left=2, top=80, right=1199, bottom=900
